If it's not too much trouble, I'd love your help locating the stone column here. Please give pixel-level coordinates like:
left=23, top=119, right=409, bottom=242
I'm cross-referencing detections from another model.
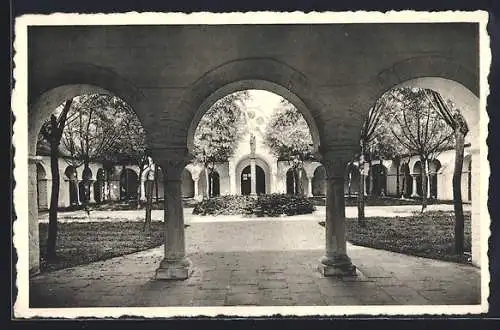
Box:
left=89, top=181, right=95, bottom=203
left=411, top=175, right=418, bottom=197
left=426, top=174, right=431, bottom=198
left=28, top=156, right=40, bottom=276
left=250, top=157, right=257, bottom=196
left=140, top=178, right=146, bottom=201
left=307, top=177, right=313, bottom=197
left=318, top=151, right=356, bottom=277
left=152, top=148, right=193, bottom=280
left=193, top=176, right=200, bottom=201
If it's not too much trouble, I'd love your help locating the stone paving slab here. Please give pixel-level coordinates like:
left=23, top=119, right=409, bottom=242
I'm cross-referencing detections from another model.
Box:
left=30, top=219, right=481, bottom=307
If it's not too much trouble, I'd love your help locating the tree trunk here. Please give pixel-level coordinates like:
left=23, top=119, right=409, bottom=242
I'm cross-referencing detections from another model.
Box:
left=396, top=159, right=400, bottom=197
left=47, top=141, right=60, bottom=259
left=420, top=156, right=428, bottom=212
left=348, top=171, right=352, bottom=197
left=400, top=165, right=408, bottom=198
left=143, top=180, right=153, bottom=234
left=453, top=130, right=466, bottom=256
left=136, top=162, right=144, bottom=209
left=205, top=166, right=210, bottom=198
left=357, top=152, right=366, bottom=227
left=154, top=164, right=159, bottom=204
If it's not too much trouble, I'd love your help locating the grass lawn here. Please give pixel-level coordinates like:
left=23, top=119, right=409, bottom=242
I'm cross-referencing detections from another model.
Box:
left=341, top=210, right=472, bottom=263
left=38, top=221, right=165, bottom=272
left=309, top=196, right=460, bottom=207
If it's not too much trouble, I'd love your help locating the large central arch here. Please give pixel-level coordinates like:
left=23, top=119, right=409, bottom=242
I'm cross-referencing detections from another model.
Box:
left=182, top=58, right=323, bottom=157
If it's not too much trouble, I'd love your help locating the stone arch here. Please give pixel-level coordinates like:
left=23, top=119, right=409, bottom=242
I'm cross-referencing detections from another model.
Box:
left=36, top=163, right=48, bottom=210
left=312, top=165, right=326, bottom=197
left=235, top=155, right=271, bottom=195
left=353, top=55, right=479, bottom=151
left=183, top=58, right=323, bottom=155
left=29, top=65, right=146, bottom=155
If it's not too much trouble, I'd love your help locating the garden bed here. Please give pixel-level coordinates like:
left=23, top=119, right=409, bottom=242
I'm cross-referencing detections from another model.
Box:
left=309, top=195, right=459, bottom=207
left=320, top=210, right=472, bottom=263
left=192, top=194, right=316, bottom=217
left=38, top=221, right=165, bottom=272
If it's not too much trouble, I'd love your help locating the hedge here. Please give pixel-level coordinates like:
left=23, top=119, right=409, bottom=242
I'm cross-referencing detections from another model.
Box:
left=192, top=194, right=316, bottom=217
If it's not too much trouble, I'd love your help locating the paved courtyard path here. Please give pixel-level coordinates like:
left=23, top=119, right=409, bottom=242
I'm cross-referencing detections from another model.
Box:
left=30, top=215, right=481, bottom=308
left=38, top=203, right=471, bottom=223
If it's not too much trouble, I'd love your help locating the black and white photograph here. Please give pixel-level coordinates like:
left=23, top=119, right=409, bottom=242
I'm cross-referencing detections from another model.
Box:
left=12, top=11, right=491, bottom=317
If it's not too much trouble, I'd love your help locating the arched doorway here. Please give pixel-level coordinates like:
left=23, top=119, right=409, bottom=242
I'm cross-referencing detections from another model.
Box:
left=370, top=164, right=387, bottom=196
left=345, top=164, right=360, bottom=196
left=209, top=171, right=220, bottom=197
left=428, top=159, right=441, bottom=199
left=36, top=163, right=48, bottom=210
left=241, top=165, right=265, bottom=195
left=79, top=167, right=93, bottom=203
left=413, top=161, right=423, bottom=197
left=64, top=166, right=79, bottom=206
left=181, top=169, right=195, bottom=198
left=399, top=162, right=412, bottom=197
left=286, top=168, right=299, bottom=195
left=312, top=165, right=326, bottom=196
left=120, top=168, right=139, bottom=200
left=94, top=168, right=105, bottom=203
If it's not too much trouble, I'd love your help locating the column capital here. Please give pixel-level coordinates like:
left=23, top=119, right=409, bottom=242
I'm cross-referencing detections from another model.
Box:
left=318, top=146, right=356, bottom=179
left=319, top=152, right=351, bottom=180
left=150, top=147, right=193, bottom=181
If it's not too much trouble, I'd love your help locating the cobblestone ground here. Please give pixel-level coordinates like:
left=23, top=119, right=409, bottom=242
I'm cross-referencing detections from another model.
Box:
left=29, top=218, right=481, bottom=308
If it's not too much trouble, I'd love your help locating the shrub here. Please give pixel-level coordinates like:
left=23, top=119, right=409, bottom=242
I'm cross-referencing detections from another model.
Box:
left=192, top=194, right=315, bottom=217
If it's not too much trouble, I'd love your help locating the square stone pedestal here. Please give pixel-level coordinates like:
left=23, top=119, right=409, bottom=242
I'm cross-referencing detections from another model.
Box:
left=155, top=258, right=193, bottom=280
left=318, top=260, right=357, bottom=277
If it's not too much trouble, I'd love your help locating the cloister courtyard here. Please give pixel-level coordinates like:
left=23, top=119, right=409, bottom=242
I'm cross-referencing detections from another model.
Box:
left=13, top=12, right=491, bottom=317
left=30, top=202, right=480, bottom=308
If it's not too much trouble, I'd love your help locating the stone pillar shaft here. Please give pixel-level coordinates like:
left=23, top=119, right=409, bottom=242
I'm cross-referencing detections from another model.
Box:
left=363, top=174, right=368, bottom=196
left=163, top=177, right=186, bottom=260
left=411, top=175, right=418, bottom=197
left=193, top=178, right=199, bottom=200
left=307, top=177, right=313, bottom=197
left=318, top=153, right=356, bottom=277
left=152, top=149, right=193, bottom=280
left=29, top=157, right=40, bottom=276
left=250, top=157, right=257, bottom=195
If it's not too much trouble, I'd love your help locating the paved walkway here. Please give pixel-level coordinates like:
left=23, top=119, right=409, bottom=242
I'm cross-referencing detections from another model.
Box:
left=30, top=217, right=480, bottom=307
left=38, top=204, right=470, bottom=223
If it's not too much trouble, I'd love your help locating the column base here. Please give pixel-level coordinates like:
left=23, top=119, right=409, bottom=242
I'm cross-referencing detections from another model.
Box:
left=155, top=257, right=193, bottom=280
left=318, top=255, right=357, bottom=277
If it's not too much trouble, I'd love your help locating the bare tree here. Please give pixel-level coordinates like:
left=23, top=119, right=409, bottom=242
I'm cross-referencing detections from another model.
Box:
left=425, top=90, right=469, bottom=256
left=37, top=100, right=73, bottom=260
left=378, top=87, right=455, bottom=212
